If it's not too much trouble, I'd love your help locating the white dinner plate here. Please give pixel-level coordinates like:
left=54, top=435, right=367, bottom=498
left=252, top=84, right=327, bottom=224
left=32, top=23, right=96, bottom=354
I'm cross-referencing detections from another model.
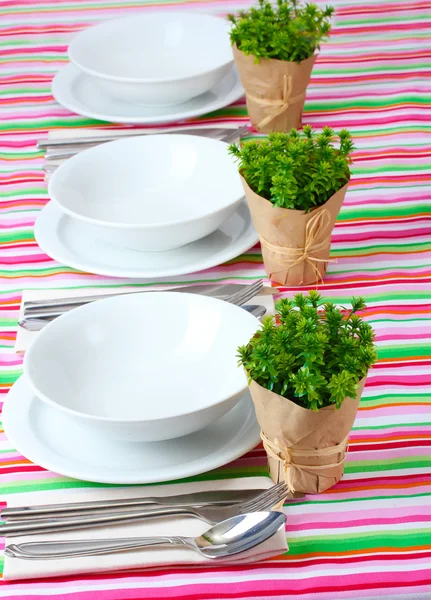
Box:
left=35, top=200, right=258, bottom=279
left=52, top=63, right=244, bottom=125
left=2, top=376, right=260, bottom=484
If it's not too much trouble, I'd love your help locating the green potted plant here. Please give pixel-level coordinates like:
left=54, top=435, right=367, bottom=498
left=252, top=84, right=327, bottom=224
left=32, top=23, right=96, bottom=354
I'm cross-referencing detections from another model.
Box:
left=229, top=126, right=353, bottom=286
left=238, top=292, right=377, bottom=494
left=228, top=0, right=333, bottom=133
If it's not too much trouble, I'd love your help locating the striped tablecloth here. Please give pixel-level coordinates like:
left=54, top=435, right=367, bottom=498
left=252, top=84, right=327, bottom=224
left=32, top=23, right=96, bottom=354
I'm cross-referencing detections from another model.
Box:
left=1, top=0, right=431, bottom=597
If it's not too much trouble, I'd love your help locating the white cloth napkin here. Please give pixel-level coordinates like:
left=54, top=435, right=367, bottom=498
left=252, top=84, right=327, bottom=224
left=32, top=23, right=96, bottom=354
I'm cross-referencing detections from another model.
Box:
left=3, top=477, right=287, bottom=581
left=15, top=287, right=275, bottom=352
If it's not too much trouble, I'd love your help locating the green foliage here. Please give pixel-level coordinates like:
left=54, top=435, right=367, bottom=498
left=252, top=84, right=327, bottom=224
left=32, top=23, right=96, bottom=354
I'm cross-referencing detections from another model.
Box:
left=229, top=126, right=354, bottom=212
left=228, top=0, right=334, bottom=63
left=238, top=292, right=377, bottom=411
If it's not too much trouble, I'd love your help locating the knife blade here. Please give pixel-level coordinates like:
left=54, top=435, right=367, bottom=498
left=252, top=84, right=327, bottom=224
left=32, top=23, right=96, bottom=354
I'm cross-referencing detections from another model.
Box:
left=1, top=488, right=263, bottom=520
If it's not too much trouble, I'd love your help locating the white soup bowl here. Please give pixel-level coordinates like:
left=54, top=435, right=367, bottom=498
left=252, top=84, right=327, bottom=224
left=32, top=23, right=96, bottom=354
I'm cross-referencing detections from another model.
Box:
left=48, top=134, right=244, bottom=252
left=68, top=12, right=233, bottom=106
left=24, top=292, right=260, bottom=442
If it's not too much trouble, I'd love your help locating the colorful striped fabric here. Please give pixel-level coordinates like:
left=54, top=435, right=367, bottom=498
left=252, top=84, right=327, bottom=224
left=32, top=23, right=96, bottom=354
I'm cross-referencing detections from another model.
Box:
left=1, top=0, right=431, bottom=597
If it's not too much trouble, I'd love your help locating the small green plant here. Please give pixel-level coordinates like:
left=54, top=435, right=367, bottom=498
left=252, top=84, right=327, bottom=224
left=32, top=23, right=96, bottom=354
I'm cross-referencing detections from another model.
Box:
left=228, top=0, right=334, bottom=63
left=238, top=292, right=377, bottom=411
left=229, top=126, right=354, bottom=212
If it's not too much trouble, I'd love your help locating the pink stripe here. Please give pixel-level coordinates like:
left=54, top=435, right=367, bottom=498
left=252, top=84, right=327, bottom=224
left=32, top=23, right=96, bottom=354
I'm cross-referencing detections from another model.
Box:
left=349, top=446, right=431, bottom=460
left=288, top=504, right=431, bottom=526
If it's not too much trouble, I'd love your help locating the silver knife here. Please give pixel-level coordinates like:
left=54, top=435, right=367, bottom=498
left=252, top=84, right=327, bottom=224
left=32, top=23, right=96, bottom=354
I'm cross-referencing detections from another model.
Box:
left=1, top=489, right=261, bottom=520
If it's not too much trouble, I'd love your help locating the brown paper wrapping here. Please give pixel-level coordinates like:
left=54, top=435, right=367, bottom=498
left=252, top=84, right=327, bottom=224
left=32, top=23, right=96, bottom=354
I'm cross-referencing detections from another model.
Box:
left=233, top=45, right=316, bottom=133
left=249, top=377, right=366, bottom=494
left=241, top=176, right=348, bottom=286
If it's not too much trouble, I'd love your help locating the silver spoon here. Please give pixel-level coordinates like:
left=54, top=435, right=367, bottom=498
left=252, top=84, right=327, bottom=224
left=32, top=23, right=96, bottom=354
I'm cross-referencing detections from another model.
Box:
left=5, top=511, right=286, bottom=560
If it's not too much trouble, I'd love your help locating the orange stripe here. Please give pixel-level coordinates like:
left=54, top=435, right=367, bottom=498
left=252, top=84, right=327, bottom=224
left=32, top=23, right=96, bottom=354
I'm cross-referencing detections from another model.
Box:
left=0, top=459, right=32, bottom=466
left=341, top=215, right=431, bottom=224
left=326, top=481, right=431, bottom=494
left=351, top=435, right=431, bottom=442
left=284, top=546, right=431, bottom=560
left=359, top=402, right=431, bottom=411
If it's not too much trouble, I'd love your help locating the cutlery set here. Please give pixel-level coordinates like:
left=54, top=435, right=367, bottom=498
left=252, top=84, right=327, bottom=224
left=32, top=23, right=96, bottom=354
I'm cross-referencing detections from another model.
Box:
left=42, top=126, right=248, bottom=173
left=20, top=304, right=266, bottom=332
left=3, top=484, right=288, bottom=560
left=20, top=279, right=265, bottom=330
left=39, top=125, right=246, bottom=150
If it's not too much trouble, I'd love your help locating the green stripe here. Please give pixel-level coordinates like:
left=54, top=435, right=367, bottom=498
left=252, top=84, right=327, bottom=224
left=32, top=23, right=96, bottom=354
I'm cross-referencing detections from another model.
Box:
left=332, top=242, right=431, bottom=256
left=345, top=457, right=431, bottom=473
left=353, top=421, right=431, bottom=430
left=0, top=470, right=269, bottom=495
left=308, top=97, right=431, bottom=109
left=287, top=529, right=431, bottom=556
left=375, top=344, right=431, bottom=360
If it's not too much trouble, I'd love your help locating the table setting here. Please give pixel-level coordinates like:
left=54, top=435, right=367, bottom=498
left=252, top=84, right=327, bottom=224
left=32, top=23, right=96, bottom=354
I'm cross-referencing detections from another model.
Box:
left=1, top=0, right=431, bottom=598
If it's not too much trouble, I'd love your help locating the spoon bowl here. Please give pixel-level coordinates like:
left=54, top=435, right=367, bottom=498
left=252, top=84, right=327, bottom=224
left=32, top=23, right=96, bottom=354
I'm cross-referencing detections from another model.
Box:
left=5, top=511, right=286, bottom=560
left=195, top=510, right=286, bottom=558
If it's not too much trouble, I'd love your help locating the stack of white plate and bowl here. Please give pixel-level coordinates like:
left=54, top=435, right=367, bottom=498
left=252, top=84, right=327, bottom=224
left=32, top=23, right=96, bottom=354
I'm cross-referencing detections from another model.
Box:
left=52, top=12, right=244, bottom=124
left=3, top=291, right=261, bottom=484
left=35, top=132, right=258, bottom=279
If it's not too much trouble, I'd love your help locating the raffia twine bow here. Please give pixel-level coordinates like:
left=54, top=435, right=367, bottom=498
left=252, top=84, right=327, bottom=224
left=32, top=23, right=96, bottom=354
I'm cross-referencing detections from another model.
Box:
left=260, top=431, right=350, bottom=494
left=259, top=208, right=335, bottom=284
left=247, top=75, right=305, bottom=130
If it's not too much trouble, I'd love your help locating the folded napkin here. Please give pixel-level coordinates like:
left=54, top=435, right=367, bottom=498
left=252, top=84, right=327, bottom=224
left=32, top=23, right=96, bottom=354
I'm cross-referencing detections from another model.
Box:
left=2, top=477, right=287, bottom=581
left=15, top=286, right=275, bottom=353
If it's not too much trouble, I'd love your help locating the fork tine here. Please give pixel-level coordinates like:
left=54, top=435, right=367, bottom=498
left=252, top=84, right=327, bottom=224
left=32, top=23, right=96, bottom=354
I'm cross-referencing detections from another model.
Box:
left=239, top=481, right=286, bottom=509
left=253, top=486, right=289, bottom=512
left=239, top=279, right=261, bottom=295
left=228, top=280, right=263, bottom=306
left=250, top=484, right=288, bottom=511
left=221, top=126, right=248, bottom=144
left=239, top=482, right=287, bottom=511
left=226, top=281, right=258, bottom=306
left=247, top=280, right=263, bottom=297
left=249, top=279, right=263, bottom=296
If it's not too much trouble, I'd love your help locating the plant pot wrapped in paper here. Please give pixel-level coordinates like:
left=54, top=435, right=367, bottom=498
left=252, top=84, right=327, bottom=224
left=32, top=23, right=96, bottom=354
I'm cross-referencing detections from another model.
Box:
left=232, top=45, right=315, bottom=134
left=241, top=175, right=348, bottom=286
left=229, top=126, right=354, bottom=286
left=250, top=377, right=365, bottom=493
left=228, top=0, right=333, bottom=133
left=237, top=292, right=377, bottom=495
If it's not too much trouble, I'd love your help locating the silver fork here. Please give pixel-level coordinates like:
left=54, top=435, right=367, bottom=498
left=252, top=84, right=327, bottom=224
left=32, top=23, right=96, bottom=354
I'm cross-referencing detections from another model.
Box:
left=0, top=482, right=289, bottom=537
left=19, top=280, right=264, bottom=331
